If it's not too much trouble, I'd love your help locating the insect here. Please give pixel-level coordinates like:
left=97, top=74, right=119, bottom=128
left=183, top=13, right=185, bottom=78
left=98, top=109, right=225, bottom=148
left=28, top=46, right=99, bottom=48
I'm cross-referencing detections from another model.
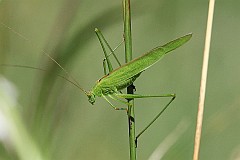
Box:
left=1, top=23, right=192, bottom=139
left=86, top=29, right=192, bottom=111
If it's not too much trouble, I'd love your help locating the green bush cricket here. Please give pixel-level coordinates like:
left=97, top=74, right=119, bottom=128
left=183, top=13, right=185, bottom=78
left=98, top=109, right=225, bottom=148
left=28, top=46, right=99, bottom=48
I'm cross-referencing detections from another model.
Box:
left=87, top=29, right=192, bottom=109
left=89, top=29, right=192, bottom=140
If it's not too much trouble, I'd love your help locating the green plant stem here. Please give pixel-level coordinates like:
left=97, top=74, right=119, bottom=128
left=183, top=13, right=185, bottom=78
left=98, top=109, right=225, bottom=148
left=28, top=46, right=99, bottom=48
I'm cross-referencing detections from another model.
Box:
left=123, top=0, right=136, bottom=160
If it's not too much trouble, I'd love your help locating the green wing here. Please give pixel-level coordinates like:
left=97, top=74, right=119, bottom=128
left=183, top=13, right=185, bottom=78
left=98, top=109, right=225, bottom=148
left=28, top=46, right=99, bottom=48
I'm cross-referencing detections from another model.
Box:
left=99, top=33, right=192, bottom=87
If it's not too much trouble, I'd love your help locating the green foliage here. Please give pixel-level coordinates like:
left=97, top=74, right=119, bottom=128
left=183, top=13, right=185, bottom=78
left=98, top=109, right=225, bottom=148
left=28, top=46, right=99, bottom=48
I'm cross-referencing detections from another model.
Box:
left=0, top=0, right=240, bottom=160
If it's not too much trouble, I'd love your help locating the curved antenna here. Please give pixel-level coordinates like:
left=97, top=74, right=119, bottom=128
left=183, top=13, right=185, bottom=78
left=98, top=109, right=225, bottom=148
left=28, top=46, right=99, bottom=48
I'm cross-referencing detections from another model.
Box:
left=0, top=22, right=88, bottom=95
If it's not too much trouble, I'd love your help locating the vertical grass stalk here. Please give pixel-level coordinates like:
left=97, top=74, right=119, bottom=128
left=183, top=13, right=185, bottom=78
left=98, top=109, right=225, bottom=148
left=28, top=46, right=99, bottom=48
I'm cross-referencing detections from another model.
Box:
left=123, top=0, right=136, bottom=159
left=193, top=0, right=215, bottom=160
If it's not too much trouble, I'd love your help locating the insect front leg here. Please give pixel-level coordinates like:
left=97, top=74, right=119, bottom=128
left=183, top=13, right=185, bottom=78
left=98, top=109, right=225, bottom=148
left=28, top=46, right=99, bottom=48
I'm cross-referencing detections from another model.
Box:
left=102, top=95, right=128, bottom=111
left=108, top=94, right=133, bottom=106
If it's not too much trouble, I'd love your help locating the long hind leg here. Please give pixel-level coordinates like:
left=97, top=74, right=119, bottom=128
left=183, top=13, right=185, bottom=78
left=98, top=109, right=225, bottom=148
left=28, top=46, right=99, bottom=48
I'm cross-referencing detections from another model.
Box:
left=115, top=93, right=176, bottom=142
left=95, top=28, right=123, bottom=74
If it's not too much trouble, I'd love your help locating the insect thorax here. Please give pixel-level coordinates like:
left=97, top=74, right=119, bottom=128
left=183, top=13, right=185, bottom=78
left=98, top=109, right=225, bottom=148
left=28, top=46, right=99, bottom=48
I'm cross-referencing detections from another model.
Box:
left=91, top=72, right=141, bottom=97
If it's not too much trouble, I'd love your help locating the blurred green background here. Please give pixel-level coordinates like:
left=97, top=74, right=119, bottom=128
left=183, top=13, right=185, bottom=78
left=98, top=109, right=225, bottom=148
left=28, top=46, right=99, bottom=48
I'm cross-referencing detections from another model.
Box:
left=0, top=0, right=240, bottom=159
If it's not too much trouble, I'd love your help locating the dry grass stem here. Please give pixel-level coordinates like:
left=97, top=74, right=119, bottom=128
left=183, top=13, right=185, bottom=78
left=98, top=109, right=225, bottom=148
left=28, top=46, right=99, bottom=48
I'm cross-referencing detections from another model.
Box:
left=193, top=0, right=215, bottom=160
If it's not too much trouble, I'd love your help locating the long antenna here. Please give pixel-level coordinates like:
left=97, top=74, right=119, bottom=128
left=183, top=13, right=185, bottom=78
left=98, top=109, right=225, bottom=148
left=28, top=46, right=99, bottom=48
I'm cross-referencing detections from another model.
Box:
left=1, top=64, right=84, bottom=91
left=0, top=22, right=88, bottom=94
